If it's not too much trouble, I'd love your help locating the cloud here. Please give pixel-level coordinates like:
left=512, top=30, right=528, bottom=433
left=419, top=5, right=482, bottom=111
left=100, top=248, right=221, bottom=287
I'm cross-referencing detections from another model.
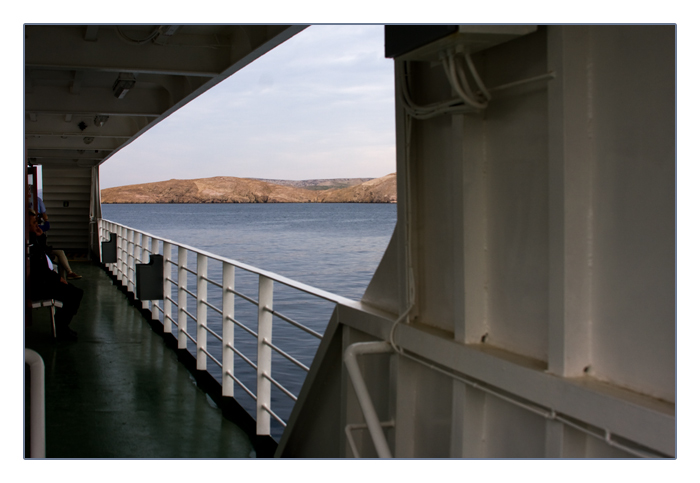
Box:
left=100, top=25, right=396, bottom=188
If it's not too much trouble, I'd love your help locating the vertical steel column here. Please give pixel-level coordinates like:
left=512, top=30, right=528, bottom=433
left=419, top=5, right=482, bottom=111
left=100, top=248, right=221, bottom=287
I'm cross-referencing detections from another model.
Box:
left=109, top=222, right=117, bottom=276
left=141, top=235, right=151, bottom=312
left=196, top=253, right=208, bottom=371
left=257, top=275, right=274, bottom=435
left=127, top=229, right=135, bottom=293
left=163, top=242, right=172, bottom=332
left=178, top=247, right=188, bottom=349
left=117, top=226, right=125, bottom=282
left=134, top=233, right=143, bottom=302
left=222, top=262, right=235, bottom=397
left=122, top=227, right=129, bottom=283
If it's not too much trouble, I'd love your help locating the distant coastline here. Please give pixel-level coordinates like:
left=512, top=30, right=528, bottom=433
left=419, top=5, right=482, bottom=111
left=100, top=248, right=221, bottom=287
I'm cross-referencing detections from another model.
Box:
left=101, top=173, right=397, bottom=204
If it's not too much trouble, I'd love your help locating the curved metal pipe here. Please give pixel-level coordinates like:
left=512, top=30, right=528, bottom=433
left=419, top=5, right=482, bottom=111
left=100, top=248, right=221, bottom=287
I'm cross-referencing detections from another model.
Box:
left=25, top=349, right=45, bottom=458
left=343, top=341, right=394, bottom=458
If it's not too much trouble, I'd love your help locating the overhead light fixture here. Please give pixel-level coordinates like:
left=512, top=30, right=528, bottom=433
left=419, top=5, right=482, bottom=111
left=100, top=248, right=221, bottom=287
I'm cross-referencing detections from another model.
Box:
left=83, top=137, right=95, bottom=145
left=112, top=73, right=135, bottom=99
left=94, top=115, right=109, bottom=127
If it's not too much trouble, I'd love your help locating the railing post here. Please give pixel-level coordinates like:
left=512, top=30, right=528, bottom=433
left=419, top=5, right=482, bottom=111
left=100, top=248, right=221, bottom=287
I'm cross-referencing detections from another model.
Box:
left=163, top=242, right=172, bottom=332
left=127, top=229, right=135, bottom=293
left=117, top=226, right=124, bottom=281
left=178, top=247, right=188, bottom=349
left=222, top=262, right=235, bottom=397
left=196, top=253, right=208, bottom=371
left=121, top=226, right=128, bottom=283
left=112, top=222, right=119, bottom=276
left=141, top=235, right=152, bottom=312
left=257, top=275, right=273, bottom=435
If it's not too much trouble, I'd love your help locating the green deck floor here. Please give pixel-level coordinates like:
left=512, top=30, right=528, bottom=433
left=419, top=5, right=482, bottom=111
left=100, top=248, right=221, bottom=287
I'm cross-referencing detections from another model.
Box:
left=25, top=262, right=254, bottom=458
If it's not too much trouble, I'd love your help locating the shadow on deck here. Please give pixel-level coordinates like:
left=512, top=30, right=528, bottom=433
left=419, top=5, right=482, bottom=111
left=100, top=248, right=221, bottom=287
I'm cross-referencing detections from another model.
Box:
left=25, top=262, right=257, bottom=459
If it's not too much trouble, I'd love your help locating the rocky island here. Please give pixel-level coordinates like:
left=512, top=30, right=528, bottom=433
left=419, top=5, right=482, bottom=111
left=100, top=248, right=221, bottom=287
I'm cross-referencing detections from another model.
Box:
left=101, top=173, right=397, bottom=204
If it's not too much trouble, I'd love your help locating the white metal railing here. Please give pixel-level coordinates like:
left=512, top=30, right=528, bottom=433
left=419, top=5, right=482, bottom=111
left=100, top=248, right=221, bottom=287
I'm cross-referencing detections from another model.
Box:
left=99, top=218, right=360, bottom=437
left=25, top=348, right=45, bottom=458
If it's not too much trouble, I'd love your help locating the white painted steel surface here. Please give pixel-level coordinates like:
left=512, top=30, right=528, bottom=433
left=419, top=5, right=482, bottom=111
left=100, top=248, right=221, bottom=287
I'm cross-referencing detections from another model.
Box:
left=343, top=341, right=394, bottom=458
left=257, top=275, right=273, bottom=435
left=25, top=348, right=46, bottom=458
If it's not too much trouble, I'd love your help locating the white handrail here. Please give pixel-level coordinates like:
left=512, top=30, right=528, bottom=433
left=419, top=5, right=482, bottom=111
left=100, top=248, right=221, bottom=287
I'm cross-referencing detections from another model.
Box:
left=25, top=348, right=45, bottom=458
left=101, top=219, right=365, bottom=311
left=100, top=218, right=353, bottom=437
left=343, top=341, right=394, bottom=458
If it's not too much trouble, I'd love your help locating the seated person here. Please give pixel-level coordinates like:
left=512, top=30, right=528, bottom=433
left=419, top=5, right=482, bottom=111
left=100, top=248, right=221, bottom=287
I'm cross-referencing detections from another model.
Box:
left=27, top=186, right=81, bottom=279
left=27, top=209, right=83, bottom=340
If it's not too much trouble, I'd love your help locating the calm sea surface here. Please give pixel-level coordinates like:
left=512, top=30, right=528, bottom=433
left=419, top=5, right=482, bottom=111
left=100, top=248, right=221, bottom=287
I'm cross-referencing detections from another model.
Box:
left=101, top=203, right=396, bottom=438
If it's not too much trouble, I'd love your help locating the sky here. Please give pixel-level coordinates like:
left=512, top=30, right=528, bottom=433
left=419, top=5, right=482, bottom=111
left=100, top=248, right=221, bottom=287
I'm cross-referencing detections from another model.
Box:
left=99, top=25, right=396, bottom=189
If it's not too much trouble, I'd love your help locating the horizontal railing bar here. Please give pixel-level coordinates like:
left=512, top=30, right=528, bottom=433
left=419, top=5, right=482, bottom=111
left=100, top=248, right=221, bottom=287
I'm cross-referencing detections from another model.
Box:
left=264, top=339, right=310, bottom=372
left=182, top=329, right=196, bottom=344
left=181, top=287, right=196, bottom=299
left=227, top=372, right=256, bottom=401
left=152, top=303, right=164, bottom=314
left=267, top=308, right=323, bottom=340
left=200, top=347, right=222, bottom=368
left=263, top=372, right=298, bottom=402
left=182, top=266, right=197, bottom=276
left=227, top=316, right=258, bottom=338
left=165, top=277, right=178, bottom=285
left=165, top=295, right=178, bottom=306
left=164, top=314, right=177, bottom=324
left=201, top=275, right=223, bottom=289
left=181, top=307, right=196, bottom=322
left=347, top=421, right=395, bottom=431
left=203, top=324, right=223, bottom=342
left=103, top=218, right=370, bottom=311
left=202, top=299, right=223, bottom=315
left=230, top=345, right=257, bottom=370
left=230, top=288, right=258, bottom=306
left=262, top=404, right=287, bottom=427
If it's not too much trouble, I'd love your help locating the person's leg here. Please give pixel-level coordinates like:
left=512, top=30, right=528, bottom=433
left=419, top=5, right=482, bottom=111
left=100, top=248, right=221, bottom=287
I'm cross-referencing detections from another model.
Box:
left=52, top=249, right=81, bottom=279
left=53, top=282, right=84, bottom=337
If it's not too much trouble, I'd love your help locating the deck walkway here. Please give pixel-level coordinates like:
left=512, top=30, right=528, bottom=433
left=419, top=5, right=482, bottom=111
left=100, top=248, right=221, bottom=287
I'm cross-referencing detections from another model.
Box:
left=25, top=262, right=254, bottom=458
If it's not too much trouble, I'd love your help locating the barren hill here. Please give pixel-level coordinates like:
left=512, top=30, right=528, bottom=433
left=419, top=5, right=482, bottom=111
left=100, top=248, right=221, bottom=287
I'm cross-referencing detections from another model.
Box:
left=254, top=178, right=373, bottom=190
left=317, top=174, right=396, bottom=203
left=101, top=174, right=397, bottom=204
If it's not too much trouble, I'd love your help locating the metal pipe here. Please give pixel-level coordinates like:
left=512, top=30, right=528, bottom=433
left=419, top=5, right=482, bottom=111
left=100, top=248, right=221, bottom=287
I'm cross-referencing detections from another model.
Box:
left=162, top=242, right=172, bottom=333
left=256, top=275, right=274, bottom=435
left=177, top=247, right=188, bottom=349
left=343, top=341, right=394, bottom=458
left=222, top=262, right=235, bottom=398
left=487, top=71, right=556, bottom=93
left=25, top=349, right=45, bottom=458
left=196, top=253, right=208, bottom=370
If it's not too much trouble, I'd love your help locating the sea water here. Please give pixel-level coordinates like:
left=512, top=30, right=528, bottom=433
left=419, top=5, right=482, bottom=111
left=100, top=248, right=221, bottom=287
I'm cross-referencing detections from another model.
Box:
left=101, top=203, right=396, bottom=438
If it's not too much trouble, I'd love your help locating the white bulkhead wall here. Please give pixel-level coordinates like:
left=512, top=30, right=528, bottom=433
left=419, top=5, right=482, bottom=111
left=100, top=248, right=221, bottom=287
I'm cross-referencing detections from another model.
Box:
left=360, top=25, right=675, bottom=458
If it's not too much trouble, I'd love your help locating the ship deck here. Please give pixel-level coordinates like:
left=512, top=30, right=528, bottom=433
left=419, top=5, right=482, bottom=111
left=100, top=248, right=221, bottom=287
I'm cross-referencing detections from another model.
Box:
left=24, top=262, right=255, bottom=458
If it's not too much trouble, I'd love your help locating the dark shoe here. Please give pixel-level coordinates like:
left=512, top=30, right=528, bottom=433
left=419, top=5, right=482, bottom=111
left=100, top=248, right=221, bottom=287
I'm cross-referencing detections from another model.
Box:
left=57, top=328, right=78, bottom=340
left=67, top=272, right=82, bottom=280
